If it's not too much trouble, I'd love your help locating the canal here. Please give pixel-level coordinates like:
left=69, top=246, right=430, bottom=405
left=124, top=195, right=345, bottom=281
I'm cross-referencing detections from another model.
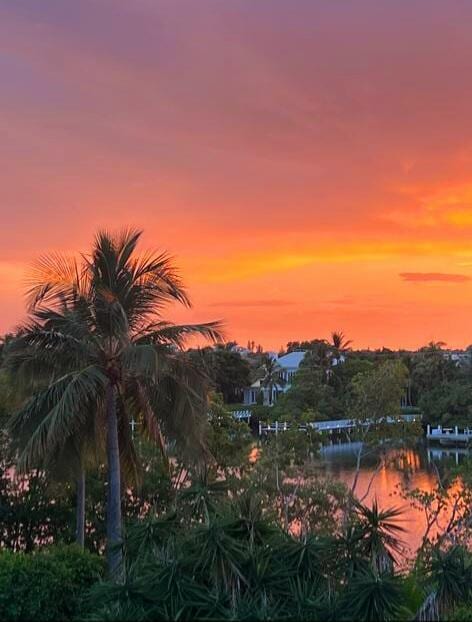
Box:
left=316, top=442, right=468, bottom=560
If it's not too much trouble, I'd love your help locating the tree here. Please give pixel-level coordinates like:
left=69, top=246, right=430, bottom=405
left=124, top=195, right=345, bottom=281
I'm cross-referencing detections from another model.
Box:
left=5, top=228, right=223, bottom=577
left=330, top=330, right=352, bottom=354
left=272, top=351, right=339, bottom=421
left=346, top=360, right=412, bottom=498
left=419, top=380, right=472, bottom=426
left=259, top=355, right=284, bottom=405
left=187, top=346, right=250, bottom=404
left=411, top=342, right=457, bottom=394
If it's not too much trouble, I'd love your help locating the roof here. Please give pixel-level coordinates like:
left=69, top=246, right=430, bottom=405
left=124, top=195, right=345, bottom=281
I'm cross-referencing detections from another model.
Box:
left=276, top=351, right=306, bottom=369
left=249, top=379, right=285, bottom=390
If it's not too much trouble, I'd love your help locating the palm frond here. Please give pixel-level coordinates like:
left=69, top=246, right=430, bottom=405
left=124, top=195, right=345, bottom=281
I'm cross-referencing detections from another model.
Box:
left=122, top=344, right=160, bottom=382
left=145, top=356, right=210, bottom=463
left=26, top=253, right=88, bottom=311
left=123, top=379, right=168, bottom=470
left=135, top=320, right=225, bottom=348
left=13, top=366, right=108, bottom=471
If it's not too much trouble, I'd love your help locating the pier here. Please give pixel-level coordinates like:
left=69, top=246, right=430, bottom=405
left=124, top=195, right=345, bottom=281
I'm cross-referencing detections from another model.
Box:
left=426, top=424, right=472, bottom=445
left=258, top=414, right=419, bottom=435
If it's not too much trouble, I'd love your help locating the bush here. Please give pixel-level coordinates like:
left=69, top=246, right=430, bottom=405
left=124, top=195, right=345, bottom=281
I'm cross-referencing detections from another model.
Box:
left=0, top=544, right=104, bottom=621
left=452, top=604, right=472, bottom=621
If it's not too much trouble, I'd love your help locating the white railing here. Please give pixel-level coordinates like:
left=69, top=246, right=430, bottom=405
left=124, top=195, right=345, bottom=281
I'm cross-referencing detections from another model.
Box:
left=257, top=414, right=422, bottom=436
left=426, top=424, right=472, bottom=441
left=232, top=410, right=252, bottom=420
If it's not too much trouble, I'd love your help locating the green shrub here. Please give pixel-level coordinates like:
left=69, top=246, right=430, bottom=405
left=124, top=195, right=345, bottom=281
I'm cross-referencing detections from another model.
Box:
left=452, top=604, right=472, bottom=621
left=0, top=544, right=104, bottom=621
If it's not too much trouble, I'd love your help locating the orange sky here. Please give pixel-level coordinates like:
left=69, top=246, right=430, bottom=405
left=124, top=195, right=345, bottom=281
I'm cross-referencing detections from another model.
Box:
left=2, top=1, right=472, bottom=350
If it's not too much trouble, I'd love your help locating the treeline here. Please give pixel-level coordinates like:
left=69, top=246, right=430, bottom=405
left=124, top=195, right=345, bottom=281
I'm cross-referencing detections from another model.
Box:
left=183, top=338, right=472, bottom=426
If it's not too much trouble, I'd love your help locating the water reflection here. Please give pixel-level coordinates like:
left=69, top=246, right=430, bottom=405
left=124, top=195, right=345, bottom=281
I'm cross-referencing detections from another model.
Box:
left=317, top=443, right=467, bottom=558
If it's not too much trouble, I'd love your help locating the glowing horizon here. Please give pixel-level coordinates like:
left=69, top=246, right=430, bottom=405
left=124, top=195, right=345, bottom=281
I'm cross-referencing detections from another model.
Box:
left=2, top=1, right=472, bottom=351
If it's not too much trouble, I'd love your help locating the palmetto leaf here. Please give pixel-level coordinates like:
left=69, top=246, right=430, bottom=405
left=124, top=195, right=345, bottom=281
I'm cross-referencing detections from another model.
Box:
left=416, top=545, right=472, bottom=620
left=124, top=511, right=179, bottom=563
left=344, top=569, right=404, bottom=621
left=186, top=517, right=249, bottom=593
left=354, top=498, right=407, bottom=570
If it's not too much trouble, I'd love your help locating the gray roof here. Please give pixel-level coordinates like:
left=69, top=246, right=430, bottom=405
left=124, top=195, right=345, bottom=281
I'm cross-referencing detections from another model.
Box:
left=276, top=351, right=306, bottom=369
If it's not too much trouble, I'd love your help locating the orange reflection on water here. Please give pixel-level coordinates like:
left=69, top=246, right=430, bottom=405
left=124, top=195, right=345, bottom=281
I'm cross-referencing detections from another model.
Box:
left=248, top=446, right=261, bottom=464
left=326, top=448, right=457, bottom=561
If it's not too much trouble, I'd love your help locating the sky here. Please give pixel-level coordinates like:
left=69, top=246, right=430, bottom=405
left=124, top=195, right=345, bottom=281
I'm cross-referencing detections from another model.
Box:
left=2, top=0, right=472, bottom=350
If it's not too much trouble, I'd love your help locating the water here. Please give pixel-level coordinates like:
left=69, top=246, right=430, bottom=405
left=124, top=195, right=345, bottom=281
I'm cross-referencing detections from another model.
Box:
left=316, top=442, right=467, bottom=558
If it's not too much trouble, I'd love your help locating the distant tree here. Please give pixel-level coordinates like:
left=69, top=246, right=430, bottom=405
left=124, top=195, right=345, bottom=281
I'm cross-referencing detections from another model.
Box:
left=347, top=360, right=413, bottom=498
left=418, top=380, right=472, bottom=426
left=330, top=330, right=353, bottom=354
left=411, top=343, right=457, bottom=394
left=260, top=355, right=284, bottom=405
left=206, top=393, right=252, bottom=469
left=272, top=352, right=339, bottom=421
left=286, top=338, right=326, bottom=353
left=188, top=346, right=251, bottom=404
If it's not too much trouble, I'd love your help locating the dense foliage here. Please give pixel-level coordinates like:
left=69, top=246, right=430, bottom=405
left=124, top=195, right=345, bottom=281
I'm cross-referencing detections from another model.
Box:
left=0, top=545, right=103, bottom=621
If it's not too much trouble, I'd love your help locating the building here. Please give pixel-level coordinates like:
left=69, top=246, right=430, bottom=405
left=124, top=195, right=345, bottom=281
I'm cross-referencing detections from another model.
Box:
left=444, top=349, right=472, bottom=366
left=243, top=351, right=306, bottom=406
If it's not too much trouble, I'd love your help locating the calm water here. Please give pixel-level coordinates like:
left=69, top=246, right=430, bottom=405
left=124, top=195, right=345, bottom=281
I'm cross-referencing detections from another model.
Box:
left=317, top=442, right=468, bottom=557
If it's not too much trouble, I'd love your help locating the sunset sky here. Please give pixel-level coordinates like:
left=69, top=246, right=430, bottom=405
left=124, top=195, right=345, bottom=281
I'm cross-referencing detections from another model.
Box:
left=2, top=1, right=472, bottom=350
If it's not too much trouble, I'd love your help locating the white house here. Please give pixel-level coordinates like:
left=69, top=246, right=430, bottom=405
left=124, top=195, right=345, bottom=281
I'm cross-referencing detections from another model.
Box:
left=444, top=349, right=471, bottom=366
left=243, top=351, right=306, bottom=406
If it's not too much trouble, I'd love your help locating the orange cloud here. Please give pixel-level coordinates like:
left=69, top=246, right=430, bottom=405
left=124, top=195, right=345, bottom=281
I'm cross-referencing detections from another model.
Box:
left=400, top=273, right=471, bottom=283
left=2, top=2, right=472, bottom=349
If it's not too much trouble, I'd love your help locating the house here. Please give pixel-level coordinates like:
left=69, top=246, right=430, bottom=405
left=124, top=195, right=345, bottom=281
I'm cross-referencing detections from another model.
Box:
left=444, top=349, right=472, bottom=366
left=243, top=351, right=306, bottom=406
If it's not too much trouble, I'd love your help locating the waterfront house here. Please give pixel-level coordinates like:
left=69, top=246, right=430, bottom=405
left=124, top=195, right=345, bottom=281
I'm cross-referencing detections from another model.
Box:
left=243, top=351, right=306, bottom=405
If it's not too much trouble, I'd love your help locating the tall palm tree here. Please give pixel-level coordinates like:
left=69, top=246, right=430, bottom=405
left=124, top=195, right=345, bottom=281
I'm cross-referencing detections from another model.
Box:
left=6, top=228, right=223, bottom=577
left=260, top=355, right=284, bottom=405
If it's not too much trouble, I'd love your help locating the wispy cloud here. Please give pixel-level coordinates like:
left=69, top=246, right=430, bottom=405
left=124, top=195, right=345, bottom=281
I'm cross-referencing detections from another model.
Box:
left=208, top=299, right=293, bottom=308
left=400, top=272, right=471, bottom=283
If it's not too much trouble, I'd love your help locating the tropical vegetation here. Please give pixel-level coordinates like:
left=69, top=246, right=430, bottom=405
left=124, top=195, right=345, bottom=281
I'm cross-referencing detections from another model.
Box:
left=2, top=229, right=472, bottom=620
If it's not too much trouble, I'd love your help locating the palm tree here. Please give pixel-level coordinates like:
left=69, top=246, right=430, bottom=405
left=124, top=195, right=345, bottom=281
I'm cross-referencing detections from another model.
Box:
left=329, top=331, right=352, bottom=382
left=423, top=341, right=447, bottom=352
left=6, top=228, right=223, bottom=577
left=260, top=355, right=284, bottom=405
left=330, top=330, right=352, bottom=354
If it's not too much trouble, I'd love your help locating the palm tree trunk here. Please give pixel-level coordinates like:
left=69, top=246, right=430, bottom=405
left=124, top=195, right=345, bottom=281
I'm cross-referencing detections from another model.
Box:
left=75, top=469, right=85, bottom=548
left=106, top=382, right=123, bottom=579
